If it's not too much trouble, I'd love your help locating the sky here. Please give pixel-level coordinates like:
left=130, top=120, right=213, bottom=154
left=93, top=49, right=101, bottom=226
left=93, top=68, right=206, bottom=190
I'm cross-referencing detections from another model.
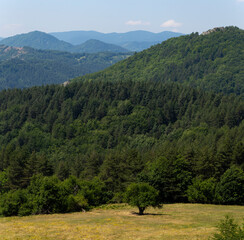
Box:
left=0, top=0, right=244, bottom=37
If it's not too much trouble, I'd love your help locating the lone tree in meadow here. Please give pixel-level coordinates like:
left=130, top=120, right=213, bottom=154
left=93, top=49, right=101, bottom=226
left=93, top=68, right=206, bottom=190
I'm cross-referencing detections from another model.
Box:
left=125, top=182, right=161, bottom=215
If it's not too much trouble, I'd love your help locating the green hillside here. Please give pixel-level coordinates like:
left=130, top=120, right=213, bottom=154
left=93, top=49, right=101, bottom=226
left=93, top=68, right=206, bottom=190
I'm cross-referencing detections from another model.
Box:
left=0, top=45, right=131, bottom=89
left=78, top=26, right=244, bottom=97
left=0, top=27, right=243, bottom=216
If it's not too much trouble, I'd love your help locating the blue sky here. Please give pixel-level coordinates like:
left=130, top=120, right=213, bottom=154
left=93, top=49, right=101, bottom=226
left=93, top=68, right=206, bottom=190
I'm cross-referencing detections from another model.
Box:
left=1, top=0, right=243, bottom=37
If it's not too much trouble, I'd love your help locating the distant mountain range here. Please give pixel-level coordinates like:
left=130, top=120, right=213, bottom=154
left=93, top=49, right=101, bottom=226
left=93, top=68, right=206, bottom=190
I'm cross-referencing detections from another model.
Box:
left=0, top=30, right=183, bottom=52
left=50, top=30, right=183, bottom=47
left=0, top=45, right=132, bottom=89
left=0, top=31, right=129, bottom=53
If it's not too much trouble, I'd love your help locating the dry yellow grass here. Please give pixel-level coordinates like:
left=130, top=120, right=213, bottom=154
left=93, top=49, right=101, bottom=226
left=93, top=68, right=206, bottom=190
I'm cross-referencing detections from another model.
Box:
left=0, top=203, right=243, bottom=240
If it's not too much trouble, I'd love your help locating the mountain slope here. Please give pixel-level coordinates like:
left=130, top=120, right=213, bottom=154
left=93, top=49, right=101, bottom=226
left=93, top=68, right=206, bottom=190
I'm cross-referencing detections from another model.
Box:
left=0, top=31, right=74, bottom=52
left=77, top=26, right=244, bottom=97
left=74, top=39, right=129, bottom=53
left=0, top=80, right=243, bottom=200
left=0, top=45, right=131, bottom=89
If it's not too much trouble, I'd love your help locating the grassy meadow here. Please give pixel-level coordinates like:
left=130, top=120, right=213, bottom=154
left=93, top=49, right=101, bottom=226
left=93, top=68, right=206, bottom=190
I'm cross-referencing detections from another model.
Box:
left=0, top=203, right=243, bottom=240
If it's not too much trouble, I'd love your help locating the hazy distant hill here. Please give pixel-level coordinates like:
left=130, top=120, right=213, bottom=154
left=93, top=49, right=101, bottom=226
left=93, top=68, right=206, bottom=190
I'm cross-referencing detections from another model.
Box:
left=74, top=39, right=129, bottom=53
left=0, top=31, right=130, bottom=53
left=0, top=31, right=74, bottom=52
left=0, top=30, right=183, bottom=53
left=51, top=30, right=183, bottom=51
left=0, top=45, right=131, bottom=89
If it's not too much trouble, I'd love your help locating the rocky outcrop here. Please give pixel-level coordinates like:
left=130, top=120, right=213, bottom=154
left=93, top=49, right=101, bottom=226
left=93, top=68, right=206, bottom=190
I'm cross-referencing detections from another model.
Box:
left=201, top=27, right=225, bottom=35
left=62, top=81, right=70, bottom=86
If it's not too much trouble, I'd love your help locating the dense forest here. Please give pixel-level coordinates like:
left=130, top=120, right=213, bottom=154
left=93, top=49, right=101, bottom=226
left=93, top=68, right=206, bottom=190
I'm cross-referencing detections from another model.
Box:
left=0, top=26, right=243, bottom=216
left=0, top=45, right=131, bottom=90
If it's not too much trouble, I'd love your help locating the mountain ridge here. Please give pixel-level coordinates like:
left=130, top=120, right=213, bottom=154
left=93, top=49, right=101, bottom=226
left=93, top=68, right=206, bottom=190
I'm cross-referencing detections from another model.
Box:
left=50, top=30, right=183, bottom=44
left=0, top=30, right=184, bottom=53
left=50, top=30, right=183, bottom=51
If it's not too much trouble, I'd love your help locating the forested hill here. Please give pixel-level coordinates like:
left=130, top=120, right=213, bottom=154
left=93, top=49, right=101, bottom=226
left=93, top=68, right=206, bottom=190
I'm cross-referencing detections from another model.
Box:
left=78, top=26, right=244, bottom=97
left=0, top=45, right=131, bottom=89
left=0, top=27, right=243, bottom=216
left=0, top=80, right=243, bottom=208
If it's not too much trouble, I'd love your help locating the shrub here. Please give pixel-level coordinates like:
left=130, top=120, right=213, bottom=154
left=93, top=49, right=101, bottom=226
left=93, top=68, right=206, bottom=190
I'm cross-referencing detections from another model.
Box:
left=67, top=193, right=89, bottom=212
left=210, top=216, right=244, bottom=240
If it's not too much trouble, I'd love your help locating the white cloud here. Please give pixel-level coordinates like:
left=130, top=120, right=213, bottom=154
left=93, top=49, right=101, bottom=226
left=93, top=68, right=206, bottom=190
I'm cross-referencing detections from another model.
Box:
left=126, top=20, right=150, bottom=26
left=237, top=0, right=244, bottom=2
left=160, top=19, right=182, bottom=28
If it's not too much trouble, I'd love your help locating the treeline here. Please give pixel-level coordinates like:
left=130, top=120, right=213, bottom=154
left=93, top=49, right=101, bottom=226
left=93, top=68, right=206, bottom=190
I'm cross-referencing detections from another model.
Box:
left=78, top=26, right=244, bottom=97
left=0, top=175, right=109, bottom=216
left=0, top=80, right=243, bottom=216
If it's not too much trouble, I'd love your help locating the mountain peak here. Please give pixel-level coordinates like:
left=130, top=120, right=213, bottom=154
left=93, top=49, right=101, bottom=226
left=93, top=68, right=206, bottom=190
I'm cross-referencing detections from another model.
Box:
left=0, top=31, right=73, bottom=51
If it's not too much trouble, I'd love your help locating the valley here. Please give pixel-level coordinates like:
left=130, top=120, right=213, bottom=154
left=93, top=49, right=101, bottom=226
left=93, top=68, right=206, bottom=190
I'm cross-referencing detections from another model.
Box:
left=0, top=45, right=131, bottom=89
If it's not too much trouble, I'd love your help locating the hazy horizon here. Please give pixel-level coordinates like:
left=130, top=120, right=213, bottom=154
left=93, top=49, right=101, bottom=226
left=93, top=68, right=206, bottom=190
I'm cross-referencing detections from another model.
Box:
left=1, top=0, right=244, bottom=38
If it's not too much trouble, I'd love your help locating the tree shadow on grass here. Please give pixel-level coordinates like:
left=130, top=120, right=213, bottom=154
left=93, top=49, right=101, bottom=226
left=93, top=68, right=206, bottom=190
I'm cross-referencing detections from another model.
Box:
left=131, top=211, right=166, bottom=216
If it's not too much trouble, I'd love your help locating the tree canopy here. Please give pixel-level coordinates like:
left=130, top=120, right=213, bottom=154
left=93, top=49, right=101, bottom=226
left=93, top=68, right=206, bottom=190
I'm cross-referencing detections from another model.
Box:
left=125, top=182, right=160, bottom=215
